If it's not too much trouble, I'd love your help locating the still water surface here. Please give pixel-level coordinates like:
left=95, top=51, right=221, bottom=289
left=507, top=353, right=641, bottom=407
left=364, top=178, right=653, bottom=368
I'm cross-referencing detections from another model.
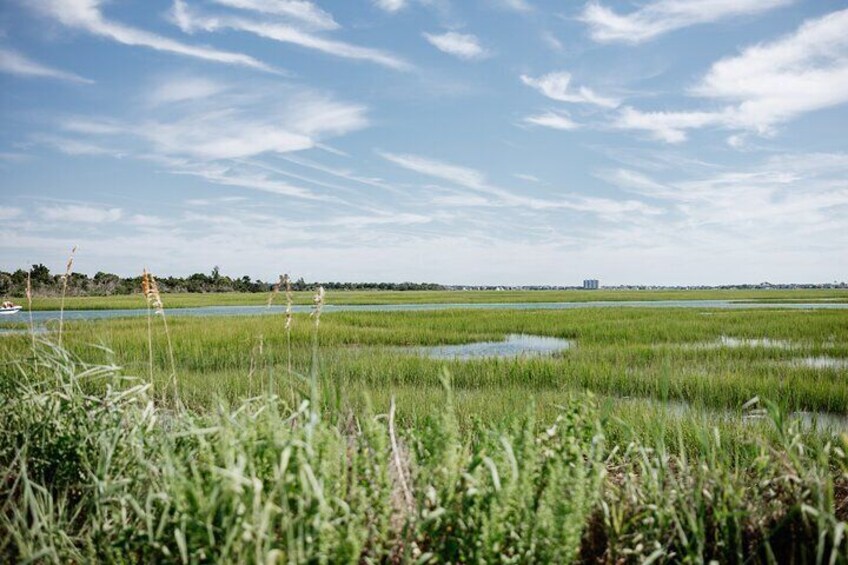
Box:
left=2, top=299, right=847, bottom=326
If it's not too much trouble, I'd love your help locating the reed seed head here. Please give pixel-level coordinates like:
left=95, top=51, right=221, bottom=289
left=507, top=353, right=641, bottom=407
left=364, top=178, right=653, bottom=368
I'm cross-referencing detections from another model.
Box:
left=311, top=285, right=325, bottom=326
left=283, top=274, right=293, bottom=330
left=142, top=268, right=164, bottom=315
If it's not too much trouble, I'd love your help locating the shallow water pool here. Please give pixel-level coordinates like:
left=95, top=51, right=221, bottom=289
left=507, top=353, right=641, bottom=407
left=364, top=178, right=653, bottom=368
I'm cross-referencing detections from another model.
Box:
left=412, top=334, right=573, bottom=360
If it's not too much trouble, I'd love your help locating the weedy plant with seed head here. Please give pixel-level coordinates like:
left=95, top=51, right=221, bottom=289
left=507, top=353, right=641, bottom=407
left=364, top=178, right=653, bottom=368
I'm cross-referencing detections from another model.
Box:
left=57, top=245, right=76, bottom=346
left=141, top=269, right=177, bottom=406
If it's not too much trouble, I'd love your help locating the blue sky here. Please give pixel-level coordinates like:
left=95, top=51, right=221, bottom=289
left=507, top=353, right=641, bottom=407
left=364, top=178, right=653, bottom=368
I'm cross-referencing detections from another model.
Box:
left=0, top=0, right=846, bottom=285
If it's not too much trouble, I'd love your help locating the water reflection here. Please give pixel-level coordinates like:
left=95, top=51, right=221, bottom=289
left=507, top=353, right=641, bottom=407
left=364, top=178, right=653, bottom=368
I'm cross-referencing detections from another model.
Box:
left=414, top=334, right=572, bottom=360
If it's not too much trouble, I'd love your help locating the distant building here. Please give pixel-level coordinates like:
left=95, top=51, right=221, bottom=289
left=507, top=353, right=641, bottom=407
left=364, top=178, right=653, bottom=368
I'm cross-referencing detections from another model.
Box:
left=583, top=279, right=599, bottom=290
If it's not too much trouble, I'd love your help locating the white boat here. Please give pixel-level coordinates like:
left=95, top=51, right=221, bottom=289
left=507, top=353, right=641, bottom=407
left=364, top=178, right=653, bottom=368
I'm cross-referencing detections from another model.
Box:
left=0, top=305, right=22, bottom=315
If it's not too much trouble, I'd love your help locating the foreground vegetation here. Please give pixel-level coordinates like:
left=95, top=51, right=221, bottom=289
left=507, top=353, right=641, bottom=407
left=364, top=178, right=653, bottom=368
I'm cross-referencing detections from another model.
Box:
left=19, top=287, right=848, bottom=310
left=1, top=340, right=846, bottom=563
left=2, top=293, right=847, bottom=562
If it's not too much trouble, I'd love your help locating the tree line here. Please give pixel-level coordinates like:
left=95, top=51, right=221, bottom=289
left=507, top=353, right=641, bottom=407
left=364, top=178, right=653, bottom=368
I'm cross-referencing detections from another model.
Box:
left=0, top=265, right=445, bottom=297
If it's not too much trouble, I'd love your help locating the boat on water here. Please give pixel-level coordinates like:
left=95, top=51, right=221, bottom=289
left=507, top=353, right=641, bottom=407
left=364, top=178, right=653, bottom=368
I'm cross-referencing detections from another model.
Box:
left=0, top=301, right=22, bottom=315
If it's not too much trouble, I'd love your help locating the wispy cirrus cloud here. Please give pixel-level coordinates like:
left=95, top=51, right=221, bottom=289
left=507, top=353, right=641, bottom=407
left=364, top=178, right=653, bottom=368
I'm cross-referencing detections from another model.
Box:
left=423, top=31, right=489, bottom=60
left=61, top=79, right=368, bottom=162
left=30, top=0, right=274, bottom=71
left=614, top=9, right=848, bottom=142
left=581, top=0, right=792, bottom=44
left=147, top=75, right=228, bottom=105
left=172, top=0, right=410, bottom=70
left=39, top=76, right=370, bottom=201
left=522, top=111, right=580, bottom=130
left=379, top=151, right=660, bottom=219
left=40, top=203, right=123, bottom=223
left=600, top=153, right=848, bottom=236
left=0, top=47, right=93, bottom=83
left=210, top=0, right=339, bottom=30
left=521, top=71, right=619, bottom=108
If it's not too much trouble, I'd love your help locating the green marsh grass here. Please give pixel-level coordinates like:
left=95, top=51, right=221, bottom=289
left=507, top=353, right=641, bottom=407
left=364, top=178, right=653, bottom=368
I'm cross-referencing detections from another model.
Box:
left=24, top=288, right=848, bottom=311
left=4, top=307, right=846, bottom=416
left=1, top=295, right=847, bottom=561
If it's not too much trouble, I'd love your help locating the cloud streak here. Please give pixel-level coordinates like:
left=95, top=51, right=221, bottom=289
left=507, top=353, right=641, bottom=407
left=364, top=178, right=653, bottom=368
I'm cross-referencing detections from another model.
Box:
left=32, top=0, right=273, bottom=71
left=521, top=71, right=619, bottom=108
left=210, top=0, right=339, bottom=30
left=380, top=151, right=660, bottom=219
left=423, top=32, right=489, bottom=60
left=0, top=47, right=93, bottom=83
left=581, top=0, right=791, bottom=44
left=173, top=1, right=410, bottom=70
left=522, top=111, right=580, bottom=130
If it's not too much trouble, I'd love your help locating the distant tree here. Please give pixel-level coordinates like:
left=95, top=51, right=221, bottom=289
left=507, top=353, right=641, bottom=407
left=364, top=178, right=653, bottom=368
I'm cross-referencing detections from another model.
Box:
left=30, top=264, right=51, bottom=286
left=0, top=273, right=11, bottom=296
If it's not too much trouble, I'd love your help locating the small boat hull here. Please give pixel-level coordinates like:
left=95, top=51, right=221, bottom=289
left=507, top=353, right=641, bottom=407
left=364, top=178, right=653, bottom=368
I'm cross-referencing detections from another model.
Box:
left=0, top=306, right=22, bottom=315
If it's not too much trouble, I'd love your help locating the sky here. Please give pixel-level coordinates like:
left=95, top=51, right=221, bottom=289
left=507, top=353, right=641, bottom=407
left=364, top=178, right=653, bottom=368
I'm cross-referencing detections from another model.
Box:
left=0, top=0, right=846, bottom=286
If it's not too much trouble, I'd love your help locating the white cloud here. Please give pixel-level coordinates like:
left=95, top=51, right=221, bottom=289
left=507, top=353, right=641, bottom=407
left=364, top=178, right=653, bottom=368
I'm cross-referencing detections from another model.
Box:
left=521, top=71, right=619, bottom=108
left=423, top=32, right=489, bottom=60
left=32, top=0, right=273, bottom=71
left=581, top=0, right=791, bottom=44
left=380, top=152, right=489, bottom=190
left=145, top=97, right=366, bottom=161
left=173, top=1, right=410, bottom=70
left=210, top=0, right=339, bottom=30
left=613, top=107, right=726, bottom=143
left=0, top=48, right=93, bottom=83
left=523, top=111, right=580, bottom=130
left=41, top=81, right=369, bottom=202
left=373, top=0, right=406, bottom=13
left=40, top=204, right=122, bottom=223
left=613, top=9, right=848, bottom=142
left=693, top=8, right=848, bottom=132
left=148, top=76, right=228, bottom=105
left=61, top=88, right=368, bottom=162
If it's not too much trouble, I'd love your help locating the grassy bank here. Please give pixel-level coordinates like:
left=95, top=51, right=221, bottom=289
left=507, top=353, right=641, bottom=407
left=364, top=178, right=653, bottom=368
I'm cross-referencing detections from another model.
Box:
left=21, top=288, right=848, bottom=311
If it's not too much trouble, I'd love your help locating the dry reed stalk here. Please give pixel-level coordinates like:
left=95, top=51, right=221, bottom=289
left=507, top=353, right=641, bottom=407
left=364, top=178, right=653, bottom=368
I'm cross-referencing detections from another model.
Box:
left=389, top=397, right=414, bottom=513
left=144, top=270, right=178, bottom=407
left=266, top=275, right=287, bottom=396
left=57, top=245, right=77, bottom=346
left=26, top=270, right=35, bottom=352
left=310, top=285, right=325, bottom=328
left=283, top=274, right=292, bottom=377
left=142, top=269, right=154, bottom=382
left=309, top=285, right=325, bottom=405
